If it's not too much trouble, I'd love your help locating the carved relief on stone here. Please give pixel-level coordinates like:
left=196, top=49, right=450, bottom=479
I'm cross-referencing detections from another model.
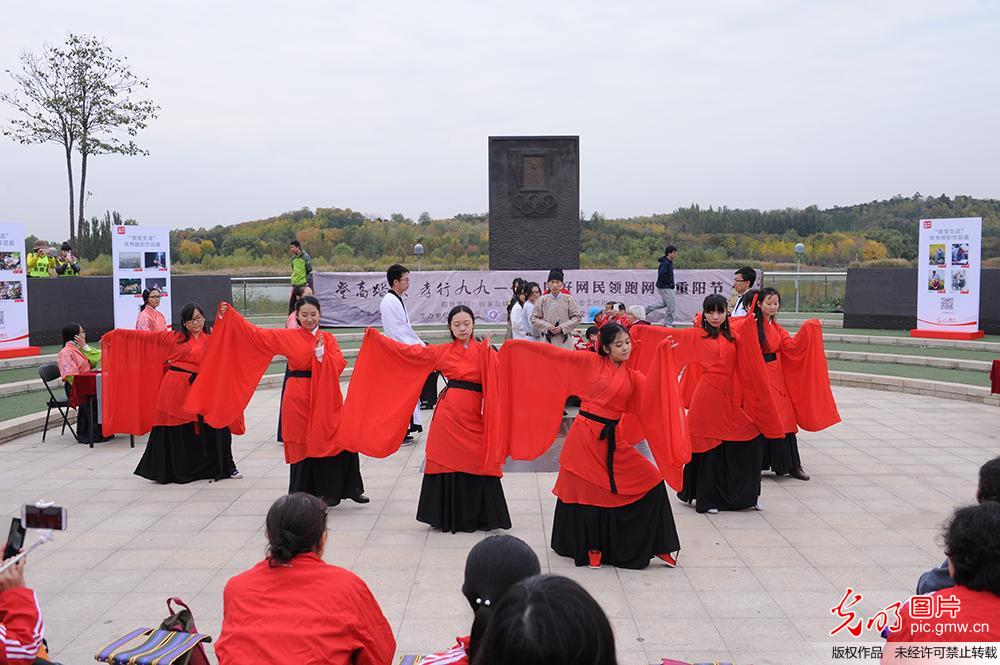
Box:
left=511, top=193, right=557, bottom=217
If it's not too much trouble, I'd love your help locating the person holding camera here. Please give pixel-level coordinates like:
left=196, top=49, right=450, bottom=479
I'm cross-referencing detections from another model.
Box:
left=54, top=243, right=80, bottom=277
left=0, top=555, right=45, bottom=664
left=26, top=242, right=51, bottom=278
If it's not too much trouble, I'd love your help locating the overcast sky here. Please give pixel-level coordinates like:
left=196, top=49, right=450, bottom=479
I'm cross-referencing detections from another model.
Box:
left=1, top=0, right=998, bottom=240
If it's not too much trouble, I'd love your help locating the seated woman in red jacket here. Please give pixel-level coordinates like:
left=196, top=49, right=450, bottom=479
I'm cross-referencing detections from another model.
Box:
left=216, top=493, right=395, bottom=665
left=885, top=502, right=1000, bottom=650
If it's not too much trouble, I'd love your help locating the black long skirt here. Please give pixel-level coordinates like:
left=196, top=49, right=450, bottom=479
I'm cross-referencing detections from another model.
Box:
left=416, top=472, right=511, bottom=533
left=761, top=433, right=802, bottom=476
left=64, top=385, right=105, bottom=444
left=289, top=452, right=364, bottom=507
left=677, top=437, right=764, bottom=513
left=134, top=423, right=234, bottom=484
left=551, top=483, right=680, bottom=570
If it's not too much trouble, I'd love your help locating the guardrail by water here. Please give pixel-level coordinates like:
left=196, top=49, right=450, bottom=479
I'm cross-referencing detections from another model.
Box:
left=230, top=270, right=849, bottom=317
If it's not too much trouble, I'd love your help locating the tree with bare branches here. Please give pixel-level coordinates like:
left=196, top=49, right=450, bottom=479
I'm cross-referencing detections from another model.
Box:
left=1, top=34, right=158, bottom=242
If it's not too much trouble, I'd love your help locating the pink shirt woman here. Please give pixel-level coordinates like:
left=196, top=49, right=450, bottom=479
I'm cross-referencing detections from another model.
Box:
left=136, top=288, right=167, bottom=332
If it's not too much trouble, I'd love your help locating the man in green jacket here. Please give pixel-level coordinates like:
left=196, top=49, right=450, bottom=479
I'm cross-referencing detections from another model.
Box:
left=289, top=240, right=312, bottom=287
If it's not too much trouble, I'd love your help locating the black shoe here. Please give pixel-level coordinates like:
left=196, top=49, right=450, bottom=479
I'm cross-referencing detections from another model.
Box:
left=349, top=493, right=370, bottom=504
left=408, top=424, right=423, bottom=434
left=401, top=435, right=415, bottom=446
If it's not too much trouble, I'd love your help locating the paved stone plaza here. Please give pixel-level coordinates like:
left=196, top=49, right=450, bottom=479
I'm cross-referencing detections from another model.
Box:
left=1, top=385, right=998, bottom=664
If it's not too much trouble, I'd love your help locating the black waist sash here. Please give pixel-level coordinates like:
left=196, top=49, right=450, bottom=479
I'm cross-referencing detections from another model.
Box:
left=287, top=370, right=312, bottom=379
left=763, top=352, right=777, bottom=363
left=579, top=410, right=620, bottom=494
left=439, top=379, right=482, bottom=402
left=168, top=365, right=198, bottom=385
left=448, top=380, right=482, bottom=392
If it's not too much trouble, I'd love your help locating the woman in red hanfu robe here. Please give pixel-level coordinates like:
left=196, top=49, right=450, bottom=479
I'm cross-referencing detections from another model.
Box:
left=336, top=306, right=510, bottom=533
left=184, top=297, right=368, bottom=506
left=494, top=322, right=689, bottom=569
left=103, top=303, right=242, bottom=483
left=632, top=294, right=784, bottom=514
left=741, top=288, right=841, bottom=481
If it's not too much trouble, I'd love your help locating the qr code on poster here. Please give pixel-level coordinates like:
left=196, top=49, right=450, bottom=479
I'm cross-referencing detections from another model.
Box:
left=941, top=298, right=954, bottom=311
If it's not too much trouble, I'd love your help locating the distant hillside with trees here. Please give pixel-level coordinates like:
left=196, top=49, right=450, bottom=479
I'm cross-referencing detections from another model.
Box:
left=36, top=194, right=1000, bottom=275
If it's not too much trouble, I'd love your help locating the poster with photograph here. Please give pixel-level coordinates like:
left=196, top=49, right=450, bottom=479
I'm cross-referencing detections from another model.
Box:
left=111, top=225, right=172, bottom=329
left=0, top=224, right=30, bottom=351
left=915, top=217, right=982, bottom=336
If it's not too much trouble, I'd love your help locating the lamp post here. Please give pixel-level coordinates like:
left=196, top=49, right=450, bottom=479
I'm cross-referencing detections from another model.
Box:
left=413, top=242, right=424, bottom=272
left=793, top=242, right=806, bottom=313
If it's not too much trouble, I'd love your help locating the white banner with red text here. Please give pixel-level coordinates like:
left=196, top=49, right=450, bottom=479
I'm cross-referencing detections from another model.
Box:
left=314, top=269, right=741, bottom=327
left=111, top=225, right=172, bottom=329
left=0, top=223, right=29, bottom=351
left=915, top=217, right=982, bottom=338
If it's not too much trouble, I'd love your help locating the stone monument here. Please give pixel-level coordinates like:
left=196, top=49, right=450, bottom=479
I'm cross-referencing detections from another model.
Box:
left=488, top=136, right=580, bottom=270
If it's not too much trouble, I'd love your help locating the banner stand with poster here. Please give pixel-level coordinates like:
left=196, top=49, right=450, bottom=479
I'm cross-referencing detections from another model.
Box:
left=0, top=225, right=40, bottom=359
left=911, top=217, right=984, bottom=341
left=110, top=225, right=172, bottom=330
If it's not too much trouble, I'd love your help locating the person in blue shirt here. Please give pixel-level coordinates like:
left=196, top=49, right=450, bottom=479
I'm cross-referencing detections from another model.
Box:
left=644, top=244, right=677, bottom=326
left=916, top=456, right=1000, bottom=594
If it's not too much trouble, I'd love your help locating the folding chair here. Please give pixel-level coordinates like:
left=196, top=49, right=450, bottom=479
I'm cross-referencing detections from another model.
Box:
left=38, top=363, right=76, bottom=442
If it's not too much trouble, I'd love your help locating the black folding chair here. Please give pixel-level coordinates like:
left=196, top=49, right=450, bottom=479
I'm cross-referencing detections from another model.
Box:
left=39, top=363, right=76, bottom=442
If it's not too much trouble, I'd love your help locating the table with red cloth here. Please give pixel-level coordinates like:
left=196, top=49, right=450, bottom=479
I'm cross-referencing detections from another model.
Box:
left=992, top=360, right=1000, bottom=394
left=68, top=371, right=99, bottom=408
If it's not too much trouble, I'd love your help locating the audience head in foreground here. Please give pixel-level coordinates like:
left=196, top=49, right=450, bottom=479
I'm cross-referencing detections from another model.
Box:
left=473, top=574, right=617, bottom=665
left=462, top=535, right=541, bottom=660
left=215, top=493, right=395, bottom=665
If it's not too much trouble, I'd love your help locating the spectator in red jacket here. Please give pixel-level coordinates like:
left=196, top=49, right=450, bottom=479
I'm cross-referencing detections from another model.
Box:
left=0, top=556, right=45, bottom=664
left=885, top=502, right=1000, bottom=649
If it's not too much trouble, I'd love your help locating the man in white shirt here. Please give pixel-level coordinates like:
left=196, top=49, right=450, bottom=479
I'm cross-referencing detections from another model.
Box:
left=730, top=266, right=756, bottom=317
left=379, top=264, right=425, bottom=444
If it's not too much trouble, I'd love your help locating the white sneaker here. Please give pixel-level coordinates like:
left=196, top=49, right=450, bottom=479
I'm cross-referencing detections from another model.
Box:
left=706, top=508, right=719, bottom=514
left=753, top=502, right=763, bottom=511
left=230, top=469, right=243, bottom=479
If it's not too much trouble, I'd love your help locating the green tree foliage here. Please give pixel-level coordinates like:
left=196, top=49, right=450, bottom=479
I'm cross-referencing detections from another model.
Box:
left=162, top=195, right=998, bottom=274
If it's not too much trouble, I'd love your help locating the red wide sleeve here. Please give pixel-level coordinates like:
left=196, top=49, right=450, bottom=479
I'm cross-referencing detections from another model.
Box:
left=780, top=320, right=841, bottom=431
left=184, top=305, right=281, bottom=429
left=480, top=339, right=505, bottom=471
left=626, top=342, right=691, bottom=491
left=335, top=328, right=443, bottom=458
left=100, top=329, right=177, bottom=435
left=495, top=340, right=601, bottom=461
left=731, top=318, right=784, bottom=439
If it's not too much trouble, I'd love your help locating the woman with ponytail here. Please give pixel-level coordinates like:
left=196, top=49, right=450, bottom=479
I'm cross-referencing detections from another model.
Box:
left=216, top=493, right=395, bottom=665
left=135, top=288, right=167, bottom=332
left=743, top=288, right=840, bottom=481
left=423, top=535, right=541, bottom=664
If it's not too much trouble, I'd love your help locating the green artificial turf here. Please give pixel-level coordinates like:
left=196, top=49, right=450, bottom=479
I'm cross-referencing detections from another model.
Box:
left=828, top=359, right=990, bottom=387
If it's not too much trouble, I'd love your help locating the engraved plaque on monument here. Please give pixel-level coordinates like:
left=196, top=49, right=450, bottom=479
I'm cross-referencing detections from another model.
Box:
left=489, top=136, right=580, bottom=270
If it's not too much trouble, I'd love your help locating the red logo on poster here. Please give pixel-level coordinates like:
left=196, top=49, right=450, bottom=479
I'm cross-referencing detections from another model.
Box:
left=923, top=220, right=932, bottom=229
left=116, top=226, right=126, bottom=234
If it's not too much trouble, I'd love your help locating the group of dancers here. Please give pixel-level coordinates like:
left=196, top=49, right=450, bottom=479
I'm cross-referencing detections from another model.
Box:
left=100, top=269, right=840, bottom=571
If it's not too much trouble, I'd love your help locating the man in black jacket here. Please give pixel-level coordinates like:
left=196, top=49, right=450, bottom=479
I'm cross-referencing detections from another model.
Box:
left=645, top=245, right=677, bottom=326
